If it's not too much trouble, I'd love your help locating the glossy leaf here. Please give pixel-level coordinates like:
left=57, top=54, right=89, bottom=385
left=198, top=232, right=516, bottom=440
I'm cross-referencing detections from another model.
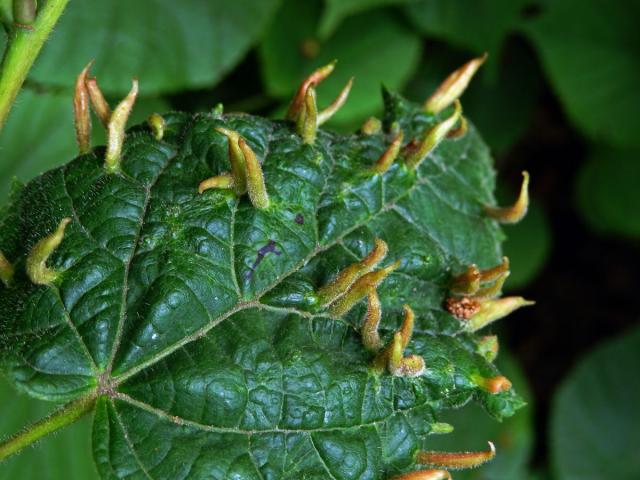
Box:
left=551, top=327, right=640, bottom=480
left=0, top=91, right=525, bottom=478
left=29, top=0, right=281, bottom=95
left=523, top=0, right=640, bottom=148
left=259, top=0, right=422, bottom=126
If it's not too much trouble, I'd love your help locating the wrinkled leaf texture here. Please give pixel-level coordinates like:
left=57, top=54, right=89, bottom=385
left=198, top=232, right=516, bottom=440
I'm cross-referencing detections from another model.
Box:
left=0, top=92, right=523, bottom=479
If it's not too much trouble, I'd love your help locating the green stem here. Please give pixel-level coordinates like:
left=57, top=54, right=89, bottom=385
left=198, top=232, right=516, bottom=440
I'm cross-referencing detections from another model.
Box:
left=0, top=394, right=95, bottom=463
left=0, top=0, right=70, bottom=131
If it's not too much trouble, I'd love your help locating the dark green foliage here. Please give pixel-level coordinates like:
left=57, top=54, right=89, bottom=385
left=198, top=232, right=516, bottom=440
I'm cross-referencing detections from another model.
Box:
left=0, top=91, right=523, bottom=478
left=551, top=327, right=640, bottom=480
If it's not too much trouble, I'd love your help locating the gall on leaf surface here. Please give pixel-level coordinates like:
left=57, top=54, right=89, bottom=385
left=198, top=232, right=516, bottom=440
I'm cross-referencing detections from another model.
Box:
left=0, top=90, right=524, bottom=479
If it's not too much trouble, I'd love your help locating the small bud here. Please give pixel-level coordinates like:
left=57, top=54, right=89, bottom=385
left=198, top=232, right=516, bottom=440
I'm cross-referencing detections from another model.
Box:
left=13, top=0, right=37, bottom=26
left=360, top=117, right=382, bottom=135
left=424, top=53, right=488, bottom=114
left=446, top=296, right=481, bottom=320
left=85, top=77, right=112, bottom=128
left=447, top=115, right=468, bottom=139
left=300, top=38, right=320, bottom=59
left=74, top=62, right=93, bottom=155
left=26, top=218, right=71, bottom=285
left=417, top=441, right=496, bottom=470
left=389, top=470, right=451, bottom=480
left=371, top=131, right=404, bottom=174
left=430, top=423, right=455, bottom=434
left=328, top=260, right=400, bottom=317
left=287, top=61, right=336, bottom=121
left=477, top=335, right=499, bottom=362
left=465, top=296, right=535, bottom=332
left=317, top=238, right=388, bottom=306
left=105, top=79, right=139, bottom=173
left=0, top=250, right=14, bottom=287
left=485, top=171, right=530, bottom=224
left=361, top=289, right=383, bottom=351
left=472, top=375, right=512, bottom=394
left=198, top=173, right=234, bottom=193
left=317, top=77, right=354, bottom=125
left=238, top=137, right=270, bottom=210
left=297, top=85, right=318, bottom=145
left=147, top=113, right=166, bottom=140
left=405, top=100, right=463, bottom=170
left=215, top=127, right=248, bottom=195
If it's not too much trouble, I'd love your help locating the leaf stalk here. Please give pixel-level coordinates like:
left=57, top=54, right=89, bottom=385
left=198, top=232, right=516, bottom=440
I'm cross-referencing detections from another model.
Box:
left=0, top=0, right=70, bottom=131
left=0, top=394, right=95, bottom=463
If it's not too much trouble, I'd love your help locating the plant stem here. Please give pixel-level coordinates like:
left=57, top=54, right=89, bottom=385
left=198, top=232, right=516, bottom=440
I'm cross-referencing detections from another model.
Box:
left=0, top=394, right=95, bottom=463
left=0, top=0, right=70, bottom=131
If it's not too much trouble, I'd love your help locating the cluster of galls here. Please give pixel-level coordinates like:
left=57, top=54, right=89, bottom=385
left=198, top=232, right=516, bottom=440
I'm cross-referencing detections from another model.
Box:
left=0, top=53, right=534, bottom=480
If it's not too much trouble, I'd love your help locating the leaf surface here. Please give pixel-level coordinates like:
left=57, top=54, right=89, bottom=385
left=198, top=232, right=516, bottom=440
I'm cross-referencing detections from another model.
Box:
left=0, top=92, right=524, bottom=478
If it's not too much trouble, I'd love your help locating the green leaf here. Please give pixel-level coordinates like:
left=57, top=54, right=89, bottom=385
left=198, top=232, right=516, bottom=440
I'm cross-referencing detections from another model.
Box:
left=523, top=0, right=640, bottom=148
left=0, top=92, right=525, bottom=478
left=259, top=0, right=422, bottom=127
left=0, top=379, right=97, bottom=479
left=318, top=0, right=419, bottom=39
left=404, top=0, right=529, bottom=57
left=0, top=88, right=170, bottom=202
left=424, top=352, right=534, bottom=479
left=29, top=0, right=281, bottom=95
left=551, top=327, right=640, bottom=480
left=575, top=145, right=640, bottom=238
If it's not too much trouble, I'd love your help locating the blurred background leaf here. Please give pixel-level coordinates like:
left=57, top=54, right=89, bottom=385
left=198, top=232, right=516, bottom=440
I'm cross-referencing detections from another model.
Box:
left=523, top=0, right=640, bottom=148
left=551, top=327, right=640, bottom=480
left=319, top=0, right=419, bottom=39
left=404, top=0, right=529, bottom=59
left=0, top=379, right=97, bottom=479
left=259, top=0, right=422, bottom=128
left=30, top=0, right=282, bottom=95
left=575, top=146, right=640, bottom=239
